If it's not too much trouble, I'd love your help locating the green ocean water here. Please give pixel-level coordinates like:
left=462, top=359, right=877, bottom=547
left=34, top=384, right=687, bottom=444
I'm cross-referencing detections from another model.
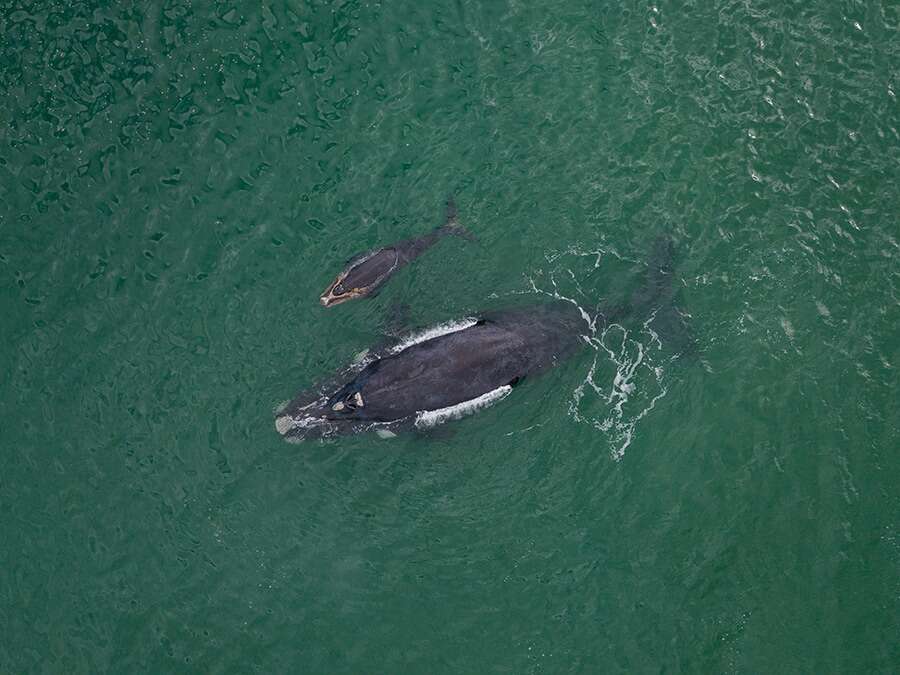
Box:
left=2, top=0, right=898, bottom=672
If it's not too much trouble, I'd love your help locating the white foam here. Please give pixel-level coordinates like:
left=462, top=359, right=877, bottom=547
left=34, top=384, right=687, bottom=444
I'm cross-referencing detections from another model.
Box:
left=526, top=271, right=596, bottom=333
left=414, top=385, right=512, bottom=428
left=389, top=318, right=478, bottom=354
left=567, top=321, right=669, bottom=460
left=529, top=248, right=671, bottom=461
left=781, top=317, right=796, bottom=340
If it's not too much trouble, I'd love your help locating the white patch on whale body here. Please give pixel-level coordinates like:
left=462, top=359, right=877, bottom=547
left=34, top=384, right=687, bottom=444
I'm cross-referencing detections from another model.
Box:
left=275, top=414, right=298, bottom=435
left=390, top=318, right=478, bottom=355
left=275, top=412, right=327, bottom=436
left=414, top=385, right=512, bottom=429
left=274, top=396, right=329, bottom=436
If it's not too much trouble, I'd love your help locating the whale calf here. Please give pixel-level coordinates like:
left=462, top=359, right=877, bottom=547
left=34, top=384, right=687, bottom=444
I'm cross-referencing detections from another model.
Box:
left=320, top=200, right=473, bottom=307
left=277, top=235, right=692, bottom=441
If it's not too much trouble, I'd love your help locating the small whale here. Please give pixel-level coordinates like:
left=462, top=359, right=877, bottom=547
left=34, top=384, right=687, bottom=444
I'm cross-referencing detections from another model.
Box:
left=277, top=236, right=692, bottom=441
left=320, top=199, right=474, bottom=307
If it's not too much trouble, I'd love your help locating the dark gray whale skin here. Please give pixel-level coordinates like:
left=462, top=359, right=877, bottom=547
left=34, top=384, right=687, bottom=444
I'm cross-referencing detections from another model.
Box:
left=277, top=235, right=691, bottom=442
left=275, top=302, right=586, bottom=441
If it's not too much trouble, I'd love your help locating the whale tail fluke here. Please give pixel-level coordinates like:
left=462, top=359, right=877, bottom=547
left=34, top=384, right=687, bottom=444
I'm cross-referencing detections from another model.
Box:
left=446, top=197, right=458, bottom=223
left=629, top=234, right=697, bottom=357
left=438, top=197, right=477, bottom=241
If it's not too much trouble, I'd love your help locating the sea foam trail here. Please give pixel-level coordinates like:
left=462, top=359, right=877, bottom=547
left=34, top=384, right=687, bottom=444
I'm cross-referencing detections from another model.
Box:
left=527, top=245, right=670, bottom=461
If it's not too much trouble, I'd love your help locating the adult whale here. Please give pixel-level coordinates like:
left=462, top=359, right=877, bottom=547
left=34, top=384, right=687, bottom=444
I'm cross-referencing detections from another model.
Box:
left=275, top=303, right=585, bottom=441
left=276, top=236, right=690, bottom=441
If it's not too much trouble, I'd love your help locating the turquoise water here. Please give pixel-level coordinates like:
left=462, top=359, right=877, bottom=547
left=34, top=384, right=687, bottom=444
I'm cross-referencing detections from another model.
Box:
left=2, top=0, right=898, bottom=672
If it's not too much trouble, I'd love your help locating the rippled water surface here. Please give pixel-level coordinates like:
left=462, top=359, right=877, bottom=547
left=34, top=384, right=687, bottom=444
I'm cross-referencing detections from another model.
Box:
left=2, top=0, right=898, bottom=672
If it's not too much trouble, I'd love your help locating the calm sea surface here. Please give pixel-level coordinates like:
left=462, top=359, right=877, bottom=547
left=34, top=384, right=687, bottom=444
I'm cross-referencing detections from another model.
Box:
left=2, top=0, right=898, bottom=672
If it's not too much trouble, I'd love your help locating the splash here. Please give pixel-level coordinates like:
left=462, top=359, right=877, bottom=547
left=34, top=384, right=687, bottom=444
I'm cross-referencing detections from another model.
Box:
left=528, top=246, right=670, bottom=461
left=415, top=385, right=512, bottom=428
left=389, top=318, right=478, bottom=354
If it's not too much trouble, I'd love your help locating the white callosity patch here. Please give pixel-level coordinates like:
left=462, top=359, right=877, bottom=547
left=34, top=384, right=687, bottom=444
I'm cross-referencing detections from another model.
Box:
left=274, top=396, right=329, bottom=436
left=528, top=246, right=670, bottom=461
left=274, top=415, right=295, bottom=435
left=275, top=413, right=328, bottom=436
left=414, top=385, right=512, bottom=428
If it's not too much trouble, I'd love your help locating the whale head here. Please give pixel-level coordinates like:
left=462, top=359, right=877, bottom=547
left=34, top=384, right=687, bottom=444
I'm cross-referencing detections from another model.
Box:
left=320, top=275, right=366, bottom=307
left=320, top=248, right=399, bottom=307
